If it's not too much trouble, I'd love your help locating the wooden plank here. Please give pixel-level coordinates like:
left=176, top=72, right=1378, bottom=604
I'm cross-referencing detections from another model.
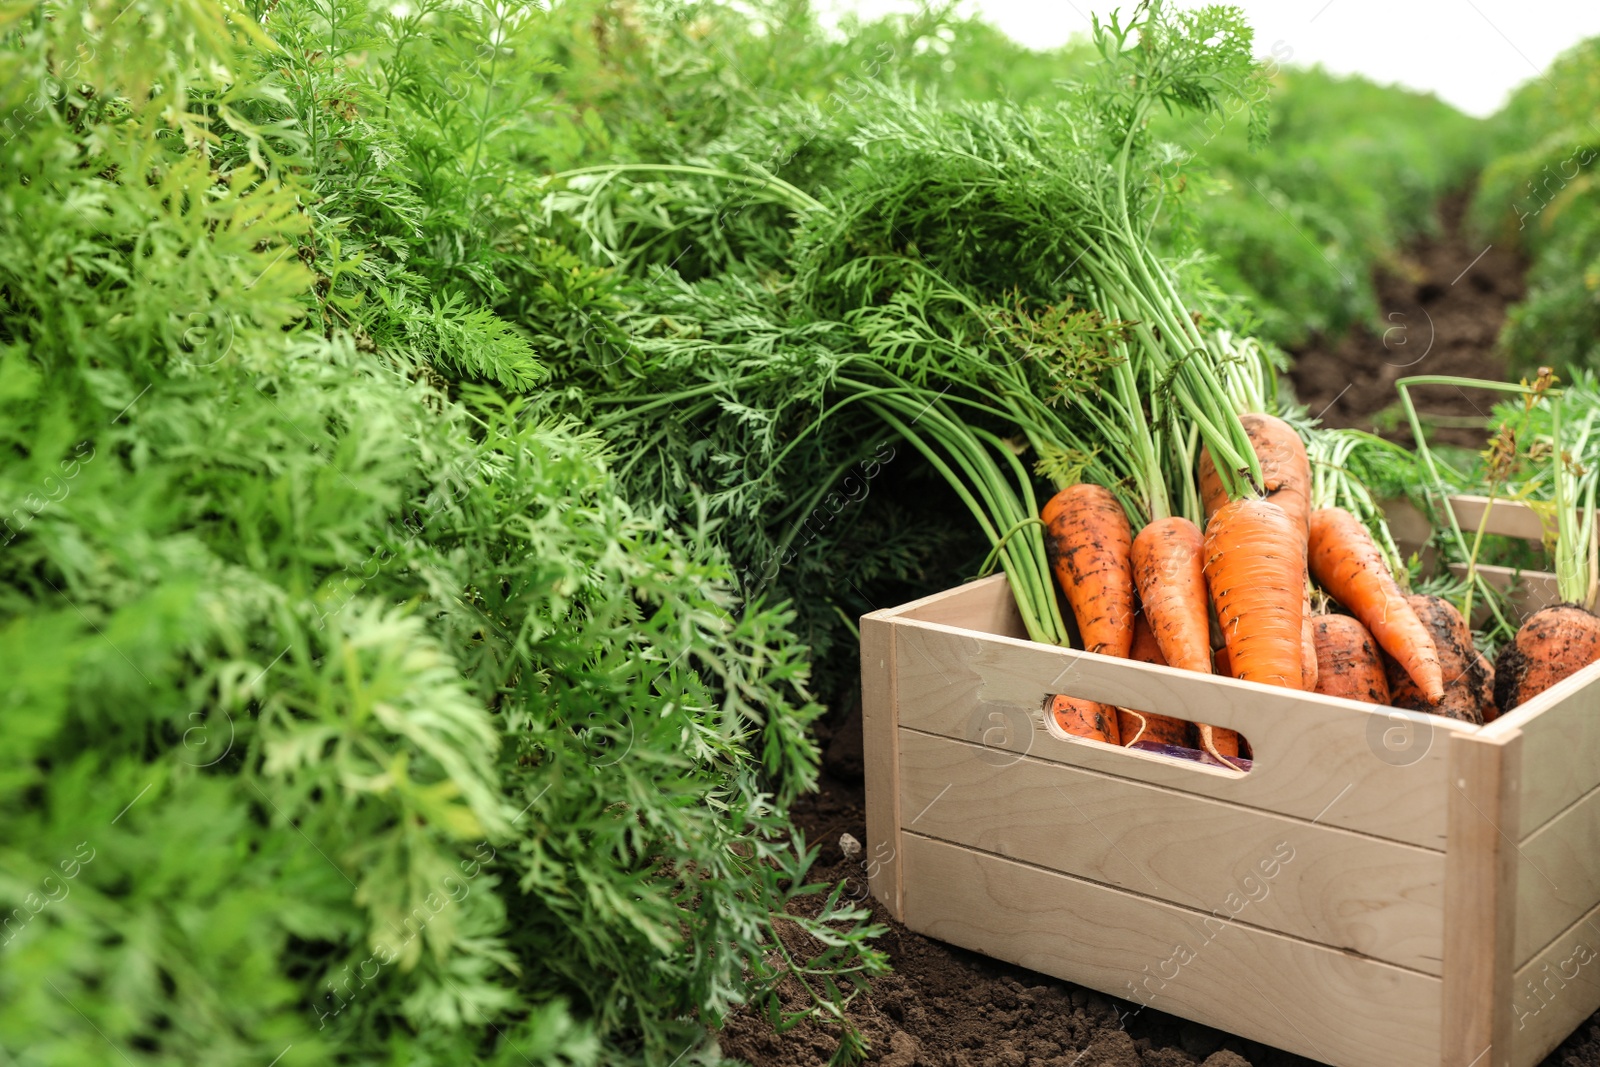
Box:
left=860, top=609, right=903, bottom=918
left=1448, top=496, right=1558, bottom=543
left=900, top=833, right=1441, bottom=1067
left=1441, top=729, right=1521, bottom=1067
left=897, top=728, right=1446, bottom=973
left=1443, top=562, right=1561, bottom=620
left=1515, top=779, right=1600, bottom=969
left=892, top=617, right=1475, bottom=848
left=1508, top=900, right=1600, bottom=1067
left=1484, top=657, right=1600, bottom=837
left=895, top=573, right=1027, bottom=638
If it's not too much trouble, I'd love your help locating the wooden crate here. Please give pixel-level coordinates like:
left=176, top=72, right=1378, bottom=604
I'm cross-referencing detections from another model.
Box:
left=862, top=552, right=1600, bottom=1066
left=1384, top=494, right=1567, bottom=616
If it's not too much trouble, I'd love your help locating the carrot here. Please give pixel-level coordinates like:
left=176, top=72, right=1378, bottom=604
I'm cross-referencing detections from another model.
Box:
left=1119, top=614, right=1195, bottom=748
left=1043, top=484, right=1135, bottom=659
left=1300, top=589, right=1319, bottom=692
left=1308, top=507, right=1444, bottom=705
left=1204, top=498, right=1307, bottom=691
left=1312, top=614, right=1390, bottom=706
left=1199, top=413, right=1312, bottom=535
left=1494, top=604, right=1600, bottom=710
left=1383, top=595, right=1492, bottom=723
left=1201, top=642, right=1245, bottom=759
left=1131, top=517, right=1211, bottom=672
left=1051, top=695, right=1121, bottom=745
left=1477, top=651, right=1500, bottom=723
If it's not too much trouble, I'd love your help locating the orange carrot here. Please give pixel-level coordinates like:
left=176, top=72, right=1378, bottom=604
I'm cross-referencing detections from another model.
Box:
left=1198, top=413, right=1312, bottom=535
left=1204, top=642, right=1244, bottom=759
left=1051, top=695, right=1121, bottom=745
left=1308, top=507, right=1444, bottom=704
left=1131, top=517, right=1211, bottom=673
left=1300, top=588, right=1319, bottom=691
left=1312, top=614, right=1390, bottom=706
left=1494, top=604, right=1600, bottom=710
left=1383, top=595, right=1492, bottom=723
left=1043, top=484, right=1135, bottom=659
left=1204, top=498, right=1307, bottom=691
left=1119, top=614, right=1195, bottom=748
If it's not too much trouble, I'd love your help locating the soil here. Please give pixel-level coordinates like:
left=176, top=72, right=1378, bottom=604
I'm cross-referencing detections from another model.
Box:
left=1289, top=191, right=1526, bottom=448
left=717, top=195, right=1599, bottom=1067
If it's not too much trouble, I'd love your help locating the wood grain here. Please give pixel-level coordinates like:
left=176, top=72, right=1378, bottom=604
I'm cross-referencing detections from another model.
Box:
left=893, top=617, right=1475, bottom=848
left=1508, top=899, right=1600, bottom=1067
left=1441, top=728, right=1521, bottom=1067
left=1515, top=778, right=1600, bottom=969
left=895, top=573, right=1028, bottom=638
left=900, top=833, right=1441, bottom=1067
left=860, top=608, right=903, bottom=918
left=897, top=728, right=1446, bottom=973
left=1485, top=657, right=1600, bottom=837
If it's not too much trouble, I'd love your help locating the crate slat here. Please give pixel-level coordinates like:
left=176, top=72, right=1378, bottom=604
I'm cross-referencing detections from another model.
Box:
left=900, top=833, right=1441, bottom=1067
left=861, top=608, right=903, bottom=915
left=1441, top=729, right=1521, bottom=1067
left=1507, top=896, right=1600, bottom=1067
left=897, top=573, right=1027, bottom=636
left=1489, top=658, right=1600, bottom=836
left=894, top=617, right=1474, bottom=849
left=1515, top=777, right=1600, bottom=968
left=897, top=727, right=1447, bottom=973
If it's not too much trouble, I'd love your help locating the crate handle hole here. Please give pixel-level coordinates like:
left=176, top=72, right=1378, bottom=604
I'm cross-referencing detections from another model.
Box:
left=1042, top=695, right=1252, bottom=774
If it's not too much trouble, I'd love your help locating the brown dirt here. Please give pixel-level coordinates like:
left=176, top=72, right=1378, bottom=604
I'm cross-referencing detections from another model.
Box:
left=717, top=196, right=1600, bottom=1066
left=722, top=757, right=1600, bottom=1067
left=1289, top=191, right=1525, bottom=448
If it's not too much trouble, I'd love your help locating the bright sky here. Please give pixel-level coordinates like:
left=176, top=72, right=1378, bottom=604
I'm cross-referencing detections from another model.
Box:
left=822, top=0, right=1600, bottom=117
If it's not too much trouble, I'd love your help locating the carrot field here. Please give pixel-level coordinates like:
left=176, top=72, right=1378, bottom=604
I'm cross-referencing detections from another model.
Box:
left=5, top=1, right=1600, bottom=1064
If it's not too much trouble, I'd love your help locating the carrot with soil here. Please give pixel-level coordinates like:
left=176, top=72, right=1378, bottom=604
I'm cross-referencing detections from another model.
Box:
left=1308, top=506, right=1445, bottom=704
left=1204, top=498, right=1308, bottom=691
left=1383, top=595, right=1494, bottom=723
left=1043, top=484, right=1136, bottom=659
left=1129, top=517, right=1217, bottom=750
left=1050, top=695, right=1122, bottom=745
left=1495, top=605, right=1600, bottom=710
left=1312, top=614, right=1391, bottom=706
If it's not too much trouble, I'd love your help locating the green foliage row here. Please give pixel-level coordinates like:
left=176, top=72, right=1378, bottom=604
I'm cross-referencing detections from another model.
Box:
left=1165, top=65, right=1486, bottom=347
left=0, top=0, right=885, bottom=1063
left=1473, top=38, right=1600, bottom=374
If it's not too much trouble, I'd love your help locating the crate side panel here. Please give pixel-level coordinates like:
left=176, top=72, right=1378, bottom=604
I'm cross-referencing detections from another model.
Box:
left=1511, top=660, right=1600, bottom=836
left=1507, top=900, right=1600, bottom=1067
left=893, top=620, right=1460, bottom=848
left=1517, top=781, right=1600, bottom=968
left=896, top=573, right=1027, bottom=638
left=900, top=833, right=1441, bottom=1067
left=898, top=728, right=1446, bottom=974
left=861, top=611, right=902, bottom=917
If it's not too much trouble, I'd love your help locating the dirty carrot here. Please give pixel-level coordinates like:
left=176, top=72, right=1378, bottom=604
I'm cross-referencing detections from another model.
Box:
left=1384, top=595, right=1493, bottom=723
left=1300, top=588, right=1319, bottom=692
left=1311, top=614, right=1390, bottom=706
left=1131, top=517, right=1212, bottom=673
left=1204, top=498, right=1307, bottom=691
left=1051, top=695, right=1122, bottom=745
left=1199, top=413, right=1312, bottom=535
left=1308, top=507, right=1444, bottom=704
left=1043, top=484, right=1136, bottom=659
left=1494, top=604, right=1600, bottom=710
